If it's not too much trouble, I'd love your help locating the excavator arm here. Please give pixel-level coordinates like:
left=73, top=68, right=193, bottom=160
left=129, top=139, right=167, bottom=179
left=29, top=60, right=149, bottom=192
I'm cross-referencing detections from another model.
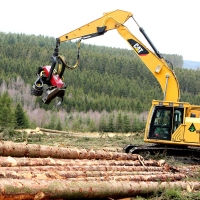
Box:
left=59, top=10, right=133, bottom=42
left=31, top=9, right=180, bottom=104
left=58, top=9, right=180, bottom=102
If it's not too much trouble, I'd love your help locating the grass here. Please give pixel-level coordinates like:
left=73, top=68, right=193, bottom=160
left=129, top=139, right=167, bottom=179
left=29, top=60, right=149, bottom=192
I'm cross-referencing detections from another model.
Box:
left=134, top=189, right=200, bottom=200
left=23, top=131, right=145, bottom=152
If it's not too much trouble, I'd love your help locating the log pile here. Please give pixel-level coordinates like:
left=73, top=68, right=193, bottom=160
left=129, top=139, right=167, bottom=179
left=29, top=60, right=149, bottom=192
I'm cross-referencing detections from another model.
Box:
left=0, top=141, right=199, bottom=199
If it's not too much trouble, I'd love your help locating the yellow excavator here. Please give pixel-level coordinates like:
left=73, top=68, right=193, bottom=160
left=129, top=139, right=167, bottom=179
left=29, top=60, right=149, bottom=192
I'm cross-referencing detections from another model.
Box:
left=31, top=10, right=200, bottom=158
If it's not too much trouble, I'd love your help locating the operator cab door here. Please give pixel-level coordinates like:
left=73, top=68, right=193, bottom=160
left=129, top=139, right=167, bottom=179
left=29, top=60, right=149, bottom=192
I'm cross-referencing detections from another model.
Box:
left=148, top=106, right=184, bottom=141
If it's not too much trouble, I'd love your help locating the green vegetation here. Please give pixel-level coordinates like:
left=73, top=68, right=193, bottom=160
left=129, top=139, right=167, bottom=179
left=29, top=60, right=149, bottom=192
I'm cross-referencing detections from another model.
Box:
left=135, top=188, right=200, bottom=200
left=0, top=32, right=200, bottom=132
left=0, top=32, right=199, bottom=200
left=0, top=92, right=29, bottom=129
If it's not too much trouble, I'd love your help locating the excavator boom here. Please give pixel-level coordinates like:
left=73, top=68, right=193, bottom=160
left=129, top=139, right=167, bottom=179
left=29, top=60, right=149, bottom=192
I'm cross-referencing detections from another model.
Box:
left=59, top=10, right=133, bottom=42
left=58, top=9, right=180, bottom=102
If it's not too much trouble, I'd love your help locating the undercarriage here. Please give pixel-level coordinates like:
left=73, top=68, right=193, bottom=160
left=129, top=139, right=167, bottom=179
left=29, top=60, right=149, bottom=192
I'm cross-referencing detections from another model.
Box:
left=123, top=144, right=200, bottom=164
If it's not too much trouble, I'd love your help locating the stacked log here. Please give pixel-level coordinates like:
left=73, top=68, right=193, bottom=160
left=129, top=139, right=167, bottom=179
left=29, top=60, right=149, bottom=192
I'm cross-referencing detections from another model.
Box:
left=0, top=141, right=199, bottom=199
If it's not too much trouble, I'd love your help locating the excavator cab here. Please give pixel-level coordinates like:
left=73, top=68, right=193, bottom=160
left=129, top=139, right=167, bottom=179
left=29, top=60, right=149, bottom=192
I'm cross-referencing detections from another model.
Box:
left=124, top=100, right=200, bottom=154
left=147, top=106, right=183, bottom=140
left=143, top=100, right=200, bottom=146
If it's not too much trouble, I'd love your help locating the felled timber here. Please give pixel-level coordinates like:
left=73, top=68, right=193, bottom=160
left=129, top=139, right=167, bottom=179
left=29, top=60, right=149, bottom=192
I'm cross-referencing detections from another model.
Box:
left=0, top=164, right=165, bottom=172
left=0, top=141, right=139, bottom=160
left=0, top=140, right=199, bottom=199
left=0, top=171, right=186, bottom=181
left=0, top=156, right=162, bottom=167
left=0, top=179, right=199, bottom=200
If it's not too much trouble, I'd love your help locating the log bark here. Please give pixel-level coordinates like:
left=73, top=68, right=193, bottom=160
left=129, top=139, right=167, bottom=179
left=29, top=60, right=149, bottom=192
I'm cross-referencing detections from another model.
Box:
left=0, top=141, right=198, bottom=199
left=0, top=156, right=161, bottom=167
left=0, top=170, right=185, bottom=181
left=0, top=164, right=165, bottom=172
left=0, top=141, right=139, bottom=160
left=38, top=127, right=69, bottom=134
left=0, top=179, right=199, bottom=199
left=0, top=166, right=168, bottom=175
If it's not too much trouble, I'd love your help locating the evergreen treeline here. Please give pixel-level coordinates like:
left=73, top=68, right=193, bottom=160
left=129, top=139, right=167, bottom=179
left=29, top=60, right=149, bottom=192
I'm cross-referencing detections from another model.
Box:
left=0, top=92, right=29, bottom=130
left=162, top=53, right=183, bottom=68
left=0, top=32, right=200, bottom=132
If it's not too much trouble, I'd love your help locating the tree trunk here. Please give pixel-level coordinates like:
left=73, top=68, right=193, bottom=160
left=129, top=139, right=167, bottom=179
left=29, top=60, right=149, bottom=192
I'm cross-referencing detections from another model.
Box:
left=0, top=179, right=199, bottom=199
left=0, top=156, right=161, bottom=167
left=0, top=170, right=185, bottom=181
left=0, top=141, right=139, bottom=160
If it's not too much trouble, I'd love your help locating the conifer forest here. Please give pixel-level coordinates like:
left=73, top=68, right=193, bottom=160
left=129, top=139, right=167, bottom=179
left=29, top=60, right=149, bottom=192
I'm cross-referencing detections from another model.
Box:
left=0, top=32, right=200, bottom=133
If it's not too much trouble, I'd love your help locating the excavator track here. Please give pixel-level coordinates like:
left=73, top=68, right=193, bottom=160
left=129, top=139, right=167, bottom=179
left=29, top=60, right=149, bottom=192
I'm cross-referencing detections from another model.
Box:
left=123, top=144, right=200, bottom=164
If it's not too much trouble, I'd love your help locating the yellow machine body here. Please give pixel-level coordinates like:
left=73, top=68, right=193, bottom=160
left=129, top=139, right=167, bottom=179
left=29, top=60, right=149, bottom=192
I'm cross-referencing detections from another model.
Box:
left=55, top=9, right=200, bottom=148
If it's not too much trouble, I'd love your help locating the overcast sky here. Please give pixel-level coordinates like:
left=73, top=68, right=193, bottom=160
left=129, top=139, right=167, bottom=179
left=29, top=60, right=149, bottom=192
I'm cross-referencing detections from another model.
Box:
left=1, top=0, right=200, bottom=61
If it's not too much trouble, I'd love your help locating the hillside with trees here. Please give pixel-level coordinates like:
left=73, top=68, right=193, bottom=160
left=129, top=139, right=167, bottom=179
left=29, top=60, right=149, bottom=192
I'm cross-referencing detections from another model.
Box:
left=0, top=32, right=200, bottom=133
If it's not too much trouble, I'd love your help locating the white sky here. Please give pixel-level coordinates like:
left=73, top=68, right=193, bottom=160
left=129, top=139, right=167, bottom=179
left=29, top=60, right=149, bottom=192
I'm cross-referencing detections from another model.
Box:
left=1, top=0, right=200, bottom=61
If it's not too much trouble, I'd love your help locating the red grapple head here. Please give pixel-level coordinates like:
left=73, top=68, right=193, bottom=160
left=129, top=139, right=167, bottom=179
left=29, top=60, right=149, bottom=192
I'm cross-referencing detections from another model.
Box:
left=43, top=65, right=65, bottom=88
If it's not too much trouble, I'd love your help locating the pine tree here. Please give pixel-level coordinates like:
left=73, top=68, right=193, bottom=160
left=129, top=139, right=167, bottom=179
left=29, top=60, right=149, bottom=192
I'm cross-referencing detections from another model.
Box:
left=98, top=115, right=108, bottom=132
left=47, top=113, right=56, bottom=129
left=55, top=119, right=62, bottom=131
left=123, top=114, right=131, bottom=133
left=0, top=92, right=15, bottom=128
left=107, top=114, right=114, bottom=132
left=15, top=103, right=29, bottom=128
left=132, top=116, right=141, bottom=132
left=116, top=112, right=123, bottom=133
left=88, top=120, right=97, bottom=132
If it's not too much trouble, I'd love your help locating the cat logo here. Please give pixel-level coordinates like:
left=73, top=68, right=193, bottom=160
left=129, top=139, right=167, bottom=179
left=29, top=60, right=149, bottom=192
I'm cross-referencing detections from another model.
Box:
left=127, top=39, right=149, bottom=56
left=133, top=43, right=143, bottom=53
